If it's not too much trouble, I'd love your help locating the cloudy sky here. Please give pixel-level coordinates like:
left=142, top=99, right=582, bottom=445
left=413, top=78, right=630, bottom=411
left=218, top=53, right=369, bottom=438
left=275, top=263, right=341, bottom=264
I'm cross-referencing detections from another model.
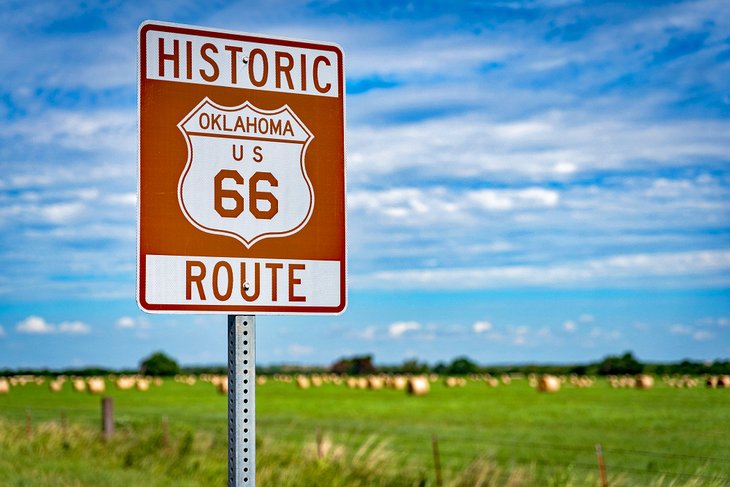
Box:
left=1, top=0, right=729, bottom=369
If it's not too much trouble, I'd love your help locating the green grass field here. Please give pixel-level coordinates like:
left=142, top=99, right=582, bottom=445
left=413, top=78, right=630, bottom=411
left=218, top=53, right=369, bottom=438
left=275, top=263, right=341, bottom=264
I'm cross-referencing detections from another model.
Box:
left=0, top=376, right=729, bottom=486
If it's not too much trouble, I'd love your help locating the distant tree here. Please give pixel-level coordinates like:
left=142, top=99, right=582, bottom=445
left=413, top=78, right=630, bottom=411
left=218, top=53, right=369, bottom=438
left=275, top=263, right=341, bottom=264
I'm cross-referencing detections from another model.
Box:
left=448, top=356, right=478, bottom=375
left=139, top=351, right=180, bottom=376
left=401, top=358, right=429, bottom=374
left=330, top=355, right=375, bottom=375
left=597, top=351, right=643, bottom=376
left=570, top=365, right=588, bottom=375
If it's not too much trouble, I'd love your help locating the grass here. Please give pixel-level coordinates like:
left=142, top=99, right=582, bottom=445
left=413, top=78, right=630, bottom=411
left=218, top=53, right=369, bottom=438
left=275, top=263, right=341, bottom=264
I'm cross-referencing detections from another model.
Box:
left=0, top=376, right=729, bottom=485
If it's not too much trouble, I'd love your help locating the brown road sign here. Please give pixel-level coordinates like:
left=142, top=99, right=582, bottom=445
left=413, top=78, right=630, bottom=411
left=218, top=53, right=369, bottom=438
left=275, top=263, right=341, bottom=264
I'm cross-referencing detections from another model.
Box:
left=138, top=21, right=346, bottom=314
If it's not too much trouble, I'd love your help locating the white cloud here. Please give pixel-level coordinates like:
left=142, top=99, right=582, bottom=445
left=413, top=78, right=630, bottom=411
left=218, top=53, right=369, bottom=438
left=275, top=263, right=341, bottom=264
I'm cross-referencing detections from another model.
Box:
left=346, top=109, right=730, bottom=183
left=388, top=321, right=421, bottom=338
left=698, top=317, right=730, bottom=328
left=633, top=322, right=650, bottom=332
left=58, top=321, right=91, bottom=335
left=536, top=327, right=552, bottom=338
left=6, top=109, right=136, bottom=154
left=356, top=326, right=377, bottom=341
left=348, top=186, right=559, bottom=222
left=0, top=325, right=5, bottom=337
left=287, top=344, right=314, bottom=356
left=16, top=316, right=55, bottom=334
left=669, top=324, right=692, bottom=335
left=589, top=327, right=622, bottom=341
left=692, top=330, right=714, bottom=341
left=670, top=323, right=717, bottom=341
left=511, top=326, right=530, bottom=345
left=40, top=202, right=86, bottom=224
left=105, top=193, right=137, bottom=206
left=15, top=316, right=91, bottom=335
left=468, top=188, right=560, bottom=211
left=116, top=316, right=136, bottom=329
left=563, top=320, right=577, bottom=332
left=579, top=314, right=595, bottom=323
left=473, top=321, right=493, bottom=333
left=354, top=250, right=730, bottom=290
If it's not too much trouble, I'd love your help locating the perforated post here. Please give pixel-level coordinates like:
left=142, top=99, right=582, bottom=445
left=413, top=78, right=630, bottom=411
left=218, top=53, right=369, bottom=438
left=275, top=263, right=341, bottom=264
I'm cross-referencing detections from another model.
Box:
left=228, top=315, right=256, bottom=486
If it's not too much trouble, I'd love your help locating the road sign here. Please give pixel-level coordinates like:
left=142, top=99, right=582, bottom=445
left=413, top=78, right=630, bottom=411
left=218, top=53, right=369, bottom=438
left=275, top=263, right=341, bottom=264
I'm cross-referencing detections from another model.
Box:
left=138, top=21, right=346, bottom=314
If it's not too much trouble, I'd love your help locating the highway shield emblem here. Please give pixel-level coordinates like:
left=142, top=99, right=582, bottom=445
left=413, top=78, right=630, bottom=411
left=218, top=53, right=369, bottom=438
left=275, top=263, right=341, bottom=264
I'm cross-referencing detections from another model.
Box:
left=178, top=98, right=314, bottom=248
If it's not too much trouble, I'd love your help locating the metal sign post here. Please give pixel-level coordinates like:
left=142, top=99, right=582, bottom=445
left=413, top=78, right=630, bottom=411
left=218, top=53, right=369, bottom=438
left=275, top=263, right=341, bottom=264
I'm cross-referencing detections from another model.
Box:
left=228, top=315, right=256, bottom=486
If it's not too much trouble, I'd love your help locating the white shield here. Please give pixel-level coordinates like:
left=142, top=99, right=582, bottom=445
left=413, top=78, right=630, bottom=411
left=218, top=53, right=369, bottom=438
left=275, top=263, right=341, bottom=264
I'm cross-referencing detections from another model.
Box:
left=178, top=98, right=314, bottom=248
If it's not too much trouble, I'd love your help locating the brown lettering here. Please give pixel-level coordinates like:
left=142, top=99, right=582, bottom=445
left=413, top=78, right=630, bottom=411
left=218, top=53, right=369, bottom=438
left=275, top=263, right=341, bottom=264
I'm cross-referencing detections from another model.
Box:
left=240, top=262, right=261, bottom=302
left=265, top=262, right=283, bottom=301
left=212, top=261, right=233, bottom=301
left=158, top=38, right=180, bottom=78
left=185, top=40, right=193, bottom=79
left=275, top=51, right=294, bottom=90
left=225, top=45, right=243, bottom=84
left=288, top=263, right=306, bottom=302
left=199, top=43, right=219, bottom=82
left=186, top=260, right=206, bottom=300
left=248, top=48, right=268, bottom=87
left=313, top=55, right=332, bottom=94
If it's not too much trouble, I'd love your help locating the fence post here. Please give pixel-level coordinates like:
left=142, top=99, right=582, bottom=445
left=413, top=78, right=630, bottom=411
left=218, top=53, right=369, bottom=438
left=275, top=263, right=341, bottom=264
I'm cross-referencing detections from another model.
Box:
left=25, top=409, right=32, bottom=440
left=595, top=443, right=608, bottom=487
left=316, top=428, right=324, bottom=459
left=162, top=415, right=169, bottom=448
left=101, top=396, right=114, bottom=441
left=432, top=434, right=443, bottom=487
left=61, top=410, right=69, bottom=449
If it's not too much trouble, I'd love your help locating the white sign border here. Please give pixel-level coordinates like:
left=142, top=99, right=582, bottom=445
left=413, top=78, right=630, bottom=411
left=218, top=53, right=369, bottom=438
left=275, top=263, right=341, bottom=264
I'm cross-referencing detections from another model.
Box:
left=136, top=20, right=348, bottom=315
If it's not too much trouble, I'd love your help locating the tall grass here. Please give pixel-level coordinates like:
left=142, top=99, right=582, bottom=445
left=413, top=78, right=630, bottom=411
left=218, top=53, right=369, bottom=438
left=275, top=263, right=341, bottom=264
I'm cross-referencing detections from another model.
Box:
left=1, top=418, right=727, bottom=486
left=1, top=377, right=730, bottom=485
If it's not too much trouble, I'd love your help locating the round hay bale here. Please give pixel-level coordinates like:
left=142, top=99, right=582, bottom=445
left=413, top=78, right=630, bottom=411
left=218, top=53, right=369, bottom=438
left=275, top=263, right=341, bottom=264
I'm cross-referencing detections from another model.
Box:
left=368, top=376, right=384, bottom=390
left=391, top=376, right=408, bottom=390
left=635, top=374, right=654, bottom=389
left=217, top=379, right=229, bottom=395
left=115, top=377, right=135, bottom=390
left=86, top=377, right=105, bottom=394
left=578, top=377, right=594, bottom=388
left=407, top=376, right=430, bottom=396
left=72, top=378, right=86, bottom=392
left=537, top=375, right=560, bottom=393
left=296, top=375, right=311, bottom=389
left=256, top=376, right=268, bottom=386
left=49, top=379, right=64, bottom=392
left=136, top=378, right=151, bottom=391
left=0, top=378, right=9, bottom=394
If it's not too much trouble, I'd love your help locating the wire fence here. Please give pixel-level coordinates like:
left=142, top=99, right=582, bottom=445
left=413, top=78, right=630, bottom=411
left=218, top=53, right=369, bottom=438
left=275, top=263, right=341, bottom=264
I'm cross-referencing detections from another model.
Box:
left=2, top=383, right=730, bottom=486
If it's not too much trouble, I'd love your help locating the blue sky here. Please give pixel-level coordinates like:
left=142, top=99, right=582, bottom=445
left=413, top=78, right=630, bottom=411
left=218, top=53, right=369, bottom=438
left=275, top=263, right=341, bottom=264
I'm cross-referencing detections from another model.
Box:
left=1, top=0, right=729, bottom=369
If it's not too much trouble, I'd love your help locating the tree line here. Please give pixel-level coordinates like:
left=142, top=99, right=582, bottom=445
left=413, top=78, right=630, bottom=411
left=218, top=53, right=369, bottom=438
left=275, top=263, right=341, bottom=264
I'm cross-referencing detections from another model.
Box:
left=3, top=351, right=730, bottom=377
